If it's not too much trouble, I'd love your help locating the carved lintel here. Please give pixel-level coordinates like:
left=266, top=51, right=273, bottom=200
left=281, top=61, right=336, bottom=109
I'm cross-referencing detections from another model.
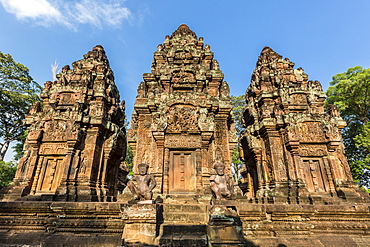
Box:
left=164, top=134, right=201, bottom=149
left=39, top=143, right=68, bottom=155
left=299, top=144, right=327, bottom=157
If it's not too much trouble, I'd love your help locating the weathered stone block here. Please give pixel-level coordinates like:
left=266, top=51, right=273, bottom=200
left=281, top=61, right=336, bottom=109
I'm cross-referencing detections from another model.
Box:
left=123, top=223, right=157, bottom=246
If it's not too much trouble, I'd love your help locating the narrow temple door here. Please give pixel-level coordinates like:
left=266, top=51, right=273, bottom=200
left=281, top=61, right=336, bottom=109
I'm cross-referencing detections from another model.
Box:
left=303, top=158, right=328, bottom=193
left=36, top=157, right=64, bottom=193
left=169, top=150, right=196, bottom=193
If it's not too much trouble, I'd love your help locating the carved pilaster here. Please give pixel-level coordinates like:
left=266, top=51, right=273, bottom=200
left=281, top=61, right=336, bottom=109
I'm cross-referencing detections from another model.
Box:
left=163, top=148, right=170, bottom=194
left=153, top=132, right=165, bottom=194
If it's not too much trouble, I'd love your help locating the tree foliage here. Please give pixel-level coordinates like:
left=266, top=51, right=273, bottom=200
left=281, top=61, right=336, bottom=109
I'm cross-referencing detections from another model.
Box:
left=0, top=161, right=17, bottom=189
left=326, top=66, right=370, bottom=187
left=231, top=146, right=243, bottom=182
left=230, top=95, right=245, bottom=135
left=230, top=95, right=245, bottom=182
left=125, top=144, right=134, bottom=177
left=0, top=51, right=41, bottom=160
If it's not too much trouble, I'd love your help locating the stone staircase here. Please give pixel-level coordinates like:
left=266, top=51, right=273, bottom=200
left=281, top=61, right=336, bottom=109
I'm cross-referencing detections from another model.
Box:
left=158, top=203, right=247, bottom=246
left=0, top=184, right=24, bottom=201
left=159, top=224, right=208, bottom=247
left=158, top=204, right=209, bottom=246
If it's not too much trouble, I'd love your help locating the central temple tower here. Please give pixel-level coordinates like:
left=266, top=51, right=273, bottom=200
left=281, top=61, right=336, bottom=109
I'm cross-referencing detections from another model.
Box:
left=128, top=24, right=237, bottom=197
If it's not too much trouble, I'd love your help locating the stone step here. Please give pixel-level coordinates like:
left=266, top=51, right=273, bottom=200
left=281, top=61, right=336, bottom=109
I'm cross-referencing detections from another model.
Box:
left=162, top=204, right=208, bottom=224
left=0, top=186, right=23, bottom=201
left=159, top=224, right=208, bottom=247
left=163, top=211, right=207, bottom=224
left=163, top=204, right=208, bottom=213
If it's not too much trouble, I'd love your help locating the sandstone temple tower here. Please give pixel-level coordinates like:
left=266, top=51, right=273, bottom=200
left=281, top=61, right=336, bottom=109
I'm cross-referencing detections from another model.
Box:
left=2, top=46, right=126, bottom=202
left=239, top=47, right=366, bottom=204
left=128, top=24, right=237, bottom=197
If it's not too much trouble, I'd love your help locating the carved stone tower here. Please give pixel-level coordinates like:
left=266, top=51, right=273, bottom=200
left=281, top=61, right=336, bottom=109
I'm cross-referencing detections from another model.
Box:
left=240, top=47, right=366, bottom=204
left=128, top=24, right=237, bottom=197
left=2, top=45, right=126, bottom=202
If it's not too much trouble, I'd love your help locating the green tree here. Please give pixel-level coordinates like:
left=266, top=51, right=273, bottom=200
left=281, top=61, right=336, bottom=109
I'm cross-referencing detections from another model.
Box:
left=125, top=144, right=134, bottom=177
left=0, top=161, right=17, bottom=189
left=230, top=95, right=245, bottom=135
left=231, top=146, right=243, bottom=182
left=326, top=66, right=370, bottom=187
left=0, top=51, right=41, bottom=160
left=230, top=95, right=245, bottom=182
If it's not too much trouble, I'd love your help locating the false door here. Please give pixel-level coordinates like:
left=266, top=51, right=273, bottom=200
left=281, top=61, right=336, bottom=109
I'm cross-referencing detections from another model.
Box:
left=36, top=157, right=64, bottom=193
left=303, top=158, right=328, bottom=193
left=169, top=150, right=196, bottom=193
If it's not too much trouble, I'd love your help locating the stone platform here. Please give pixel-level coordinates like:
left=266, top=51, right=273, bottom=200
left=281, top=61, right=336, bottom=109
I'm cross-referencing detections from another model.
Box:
left=1, top=201, right=370, bottom=246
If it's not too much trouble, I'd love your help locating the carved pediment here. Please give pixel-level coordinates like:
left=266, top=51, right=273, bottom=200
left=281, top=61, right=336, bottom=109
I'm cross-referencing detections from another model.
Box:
left=166, top=105, right=199, bottom=133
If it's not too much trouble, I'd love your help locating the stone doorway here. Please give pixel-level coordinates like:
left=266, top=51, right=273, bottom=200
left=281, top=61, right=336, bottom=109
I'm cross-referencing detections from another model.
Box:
left=36, top=157, right=64, bottom=193
left=302, top=158, right=328, bottom=193
left=169, top=150, right=196, bottom=193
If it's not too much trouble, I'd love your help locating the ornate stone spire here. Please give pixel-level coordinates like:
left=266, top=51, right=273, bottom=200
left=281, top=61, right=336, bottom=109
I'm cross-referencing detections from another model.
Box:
left=137, top=24, right=225, bottom=97
left=239, top=47, right=367, bottom=204
left=128, top=25, right=237, bottom=198
left=2, top=45, right=126, bottom=202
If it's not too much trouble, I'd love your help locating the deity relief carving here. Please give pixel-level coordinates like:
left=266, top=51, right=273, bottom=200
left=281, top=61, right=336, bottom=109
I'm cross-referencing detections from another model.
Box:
left=146, top=79, right=161, bottom=98
left=334, top=144, right=353, bottom=182
left=198, top=108, right=214, bottom=131
left=298, top=122, right=326, bottom=142
left=151, top=112, right=167, bottom=131
left=15, top=143, right=32, bottom=178
left=166, top=105, right=199, bottom=132
left=172, top=70, right=196, bottom=84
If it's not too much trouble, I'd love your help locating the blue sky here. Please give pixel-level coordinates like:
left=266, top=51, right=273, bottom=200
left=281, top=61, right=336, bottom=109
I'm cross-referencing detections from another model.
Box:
left=1, top=0, right=370, bottom=160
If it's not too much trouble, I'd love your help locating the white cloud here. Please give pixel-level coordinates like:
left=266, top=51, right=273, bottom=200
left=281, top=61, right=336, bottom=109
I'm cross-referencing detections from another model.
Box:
left=0, top=0, right=69, bottom=27
left=0, top=0, right=132, bottom=30
left=73, top=0, right=131, bottom=28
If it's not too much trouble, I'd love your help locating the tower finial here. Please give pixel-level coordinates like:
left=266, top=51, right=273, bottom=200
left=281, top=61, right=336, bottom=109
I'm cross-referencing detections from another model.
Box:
left=178, top=24, right=190, bottom=30
left=171, top=24, right=197, bottom=39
